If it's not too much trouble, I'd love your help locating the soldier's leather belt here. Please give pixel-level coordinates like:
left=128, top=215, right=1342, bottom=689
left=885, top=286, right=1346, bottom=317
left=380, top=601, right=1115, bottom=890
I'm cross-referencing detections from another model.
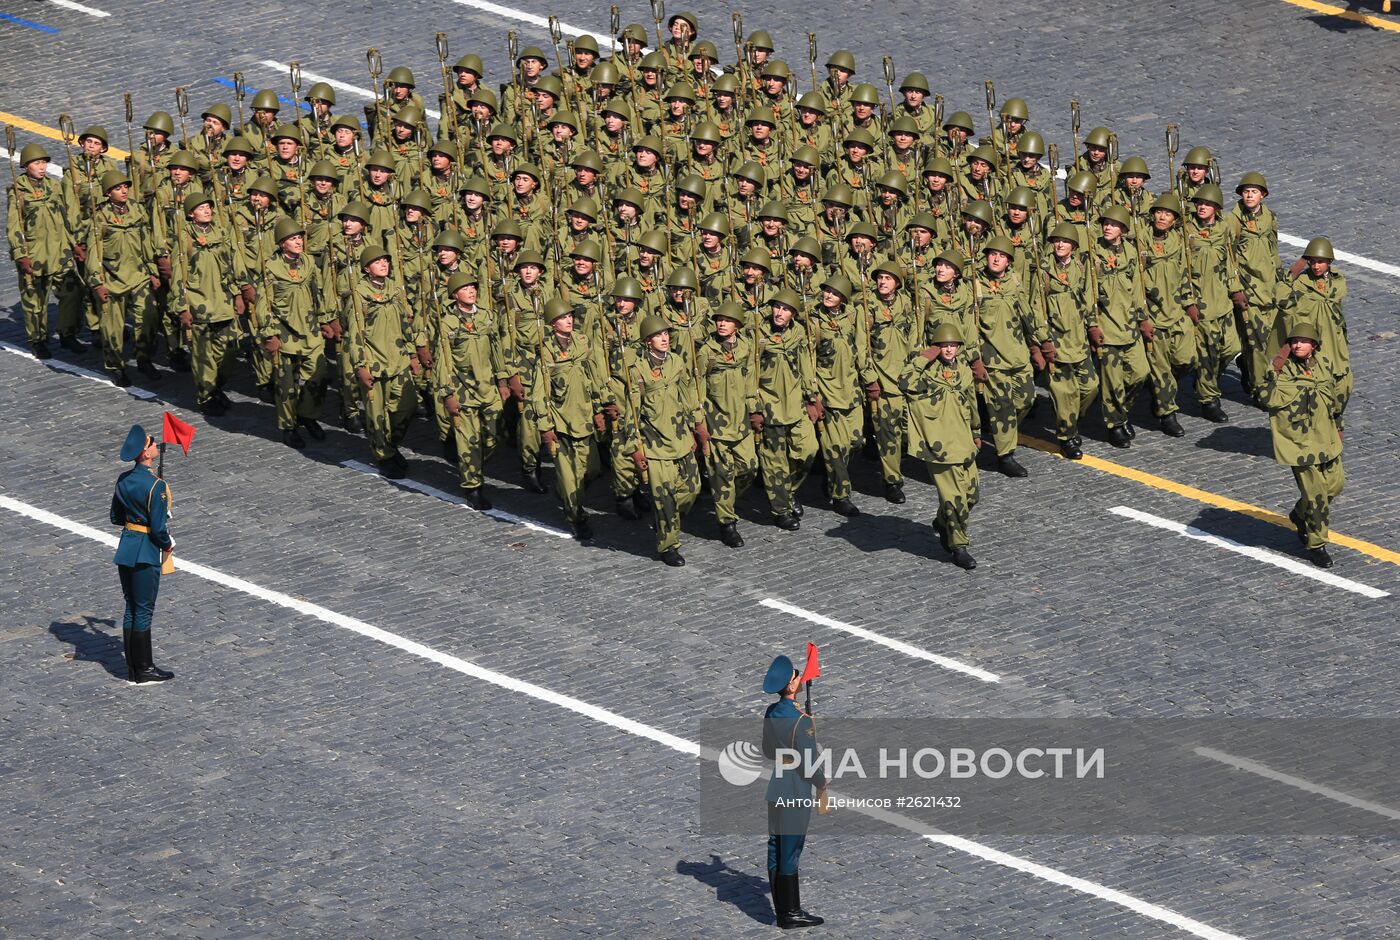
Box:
left=123, top=523, right=150, bottom=533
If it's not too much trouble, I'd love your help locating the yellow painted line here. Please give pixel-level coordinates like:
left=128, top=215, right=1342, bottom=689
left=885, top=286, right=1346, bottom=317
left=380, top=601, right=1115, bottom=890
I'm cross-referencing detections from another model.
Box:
left=1275, top=0, right=1400, bottom=32
left=1019, top=433, right=1400, bottom=568
left=0, top=110, right=129, bottom=159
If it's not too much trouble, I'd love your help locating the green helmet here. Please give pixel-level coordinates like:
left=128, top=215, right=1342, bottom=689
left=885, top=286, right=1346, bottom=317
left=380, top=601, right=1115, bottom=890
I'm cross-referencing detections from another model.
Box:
left=639, top=50, right=667, bottom=70
left=547, top=110, right=580, bottom=133
left=573, top=35, right=601, bottom=54
left=248, top=175, right=279, bottom=197
left=359, top=243, right=391, bottom=268
left=640, top=314, right=670, bottom=339
left=843, top=127, right=877, bottom=151
left=469, top=88, right=499, bottom=111
left=794, top=91, right=827, bottom=114
left=877, top=170, right=910, bottom=195
left=759, top=59, right=792, bottom=80
left=400, top=190, right=433, bottom=212
left=364, top=149, right=396, bottom=171
left=513, top=249, right=546, bottom=269
left=744, top=107, right=776, bottom=127
left=18, top=143, right=50, bottom=165
left=534, top=75, right=565, bottom=99
left=338, top=201, right=371, bottom=223
left=1118, top=156, right=1150, bottom=178
left=270, top=123, right=302, bottom=142
left=485, top=123, right=518, bottom=144
left=1004, top=186, right=1036, bottom=209
left=699, top=212, right=732, bottom=236
left=570, top=150, right=605, bottom=173
left=1149, top=193, right=1183, bottom=217
left=1017, top=131, right=1046, bottom=157
left=871, top=259, right=904, bottom=285
left=433, top=229, right=466, bottom=252
left=391, top=106, right=425, bottom=129
left=79, top=125, right=109, bottom=146
left=446, top=270, right=480, bottom=295
left=511, top=162, right=542, bottom=182
left=544, top=297, right=575, bottom=324
left=690, top=121, right=724, bottom=145
left=984, top=234, right=1017, bottom=258
left=845, top=221, right=878, bottom=242
left=790, top=236, right=821, bottom=258
left=820, top=274, right=853, bottom=299
left=1048, top=222, right=1081, bottom=243
left=1099, top=205, right=1133, bottom=227
left=250, top=90, right=281, bottom=111
left=900, top=72, right=931, bottom=93
left=967, top=144, right=999, bottom=168
left=385, top=66, right=415, bottom=87
left=943, top=111, right=974, bottom=133
left=961, top=201, right=996, bottom=227
left=923, top=155, right=956, bottom=179
left=492, top=219, right=525, bottom=240
left=567, top=196, right=600, bottom=221
left=591, top=61, right=621, bottom=85
left=664, top=82, right=697, bottom=103
left=825, top=49, right=856, bottom=72
left=999, top=97, right=1029, bottom=120
left=713, top=301, right=746, bottom=324
left=632, top=134, right=664, bottom=154
left=1183, top=145, right=1212, bottom=167
left=330, top=114, right=361, bottom=133
left=771, top=287, right=803, bottom=311
left=1083, top=126, right=1113, bottom=149
left=740, top=247, right=773, bottom=272
left=619, top=23, right=649, bottom=44
left=907, top=211, right=938, bottom=232
left=1302, top=237, right=1335, bottom=261
left=100, top=169, right=131, bottom=192
left=1285, top=319, right=1321, bottom=344
left=612, top=187, right=645, bottom=208
left=757, top=200, right=788, bottom=222
left=928, top=322, right=963, bottom=345
left=304, top=82, right=336, bottom=105
left=569, top=240, right=603, bottom=263
left=1236, top=171, right=1269, bottom=196
left=600, top=99, right=632, bottom=118
left=274, top=217, right=306, bottom=242
left=201, top=104, right=233, bottom=127
left=167, top=150, right=202, bottom=171
left=888, top=115, right=921, bottom=137
left=460, top=176, right=492, bottom=196
left=790, top=145, right=821, bottom=167
left=665, top=267, right=699, bottom=290
left=1191, top=183, right=1225, bottom=208
left=636, top=230, right=671, bottom=255
left=667, top=10, right=699, bottom=34
left=1065, top=170, right=1097, bottom=196
left=711, top=73, right=740, bottom=95
left=691, top=40, right=719, bottom=61
left=612, top=277, right=645, bottom=301
left=933, top=249, right=967, bottom=273
left=182, top=192, right=213, bottom=215
left=849, top=83, right=882, bottom=106
left=822, top=184, right=855, bottom=208
left=427, top=139, right=459, bottom=159
left=733, top=161, right=766, bottom=186
left=747, top=29, right=775, bottom=51
left=143, top=111, right=175, bottom=135
left=675, top=174, right=706, bottom=198
left=452, top=53, right=484, bottom=75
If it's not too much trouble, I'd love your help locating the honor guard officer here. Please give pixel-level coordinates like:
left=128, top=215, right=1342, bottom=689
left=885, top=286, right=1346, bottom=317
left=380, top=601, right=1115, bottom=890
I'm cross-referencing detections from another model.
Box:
left=762, top=654, right=827, bottom=930
left=111, top=425, right=175, bottom=685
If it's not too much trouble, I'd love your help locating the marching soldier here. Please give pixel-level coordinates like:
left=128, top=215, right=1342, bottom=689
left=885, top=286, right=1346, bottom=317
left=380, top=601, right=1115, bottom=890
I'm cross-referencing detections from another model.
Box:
left=171, top=193, right=247, bottom=416
left=1279, top=237, right=1350, bottom=431
left=1185, top=184, right=1240, bottom=424
left=699, top=302, right=761, bottom=548
left=603, top=277, right=651, bottom=519
left=87, top=169, right=162, bottom=385
left=1093, top=205, right=1154, bottom=448
left=867, top=260, right=919, bottom=502
left=259, top=217, right=333, bottom=448
left=1141, top=193, right=1198, bottom=437
left=324, top=201, right=374, bottom=431
left=1042, top=223, right=1100, bottom=459
left=812, top=274, right=877, bottom=515
left=7, top=143, right=83, bottom=358
left=755, top=289, right=820, bottom=529
left=1226, top=171, right=1281, bottom=400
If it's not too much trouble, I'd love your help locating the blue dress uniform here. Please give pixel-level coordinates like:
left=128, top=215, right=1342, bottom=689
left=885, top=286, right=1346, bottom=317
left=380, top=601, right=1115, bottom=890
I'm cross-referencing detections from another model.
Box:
left=111, top=425, right=174, bottom=684
left=762, top=655, right=825, bottom=929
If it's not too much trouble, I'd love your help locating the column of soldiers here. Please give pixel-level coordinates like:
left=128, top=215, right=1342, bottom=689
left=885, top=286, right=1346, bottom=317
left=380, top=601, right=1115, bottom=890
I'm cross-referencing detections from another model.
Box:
left=6, top=10, right=1353, bottom=570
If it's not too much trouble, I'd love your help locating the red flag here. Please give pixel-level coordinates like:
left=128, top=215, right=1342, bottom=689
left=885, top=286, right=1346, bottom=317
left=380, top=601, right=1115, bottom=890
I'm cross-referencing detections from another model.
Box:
left=162, top=411, right=196, bottom=455
left=799, top=642, right=820, bottom=683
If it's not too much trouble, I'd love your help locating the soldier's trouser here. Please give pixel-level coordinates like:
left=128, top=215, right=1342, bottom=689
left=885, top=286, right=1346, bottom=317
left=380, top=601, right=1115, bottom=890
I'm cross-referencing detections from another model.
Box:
left=709, top=433, right=758, bottom=525
left=193, top=318, right=237, bottom=404
left=925, top=458, right=980, bottom=549
left=1048, top=357, right=1099, bottom=441
left=609, top=426, right=643, bottom=498
left=767, top=801, right=811, bottom=876
left=18, top=269, right=83, bottom=344
left=366, top=371, right=417, bottom=460
left=1292, top=458, right=1344, bottom=550
left=336, top=336, right=362, bottom=420
left=99, top=283, right=156, bottom=371
left=980, top=366, right=1034, bottom=457
left=249, top=321, right=273, bottom=388
left=554, top=432, right=601, bottom=522
left=819, top=404, right=861, bottom=499
left=118, top=562, right=160, bottom=633
left=1194, top=314, right=1240, bottom=405
left=1099, top=341, right=1150, bottom=429
left=451, top=400, right=503, bottom=489
left=511, top=391, right=542, bottom=471
left=273, top=349, right=328, bottom=429
left=760, top=419, right=817, bottom=517
left=1237, top=301, right=1280, bottom=396
left=1146, top=324, right=1196, bottom=417
left=153, top=281, right=184, bottom=356
left=646, top=452, right=700, bottom=552
left=872, top=393, right=908, bottom=483
left=415, top=368, right=448, bottom=441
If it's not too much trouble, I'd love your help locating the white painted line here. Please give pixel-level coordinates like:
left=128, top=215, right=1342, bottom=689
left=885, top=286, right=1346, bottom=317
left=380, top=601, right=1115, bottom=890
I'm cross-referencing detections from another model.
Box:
left=47, top=0, right=109, bottom=16
left=341, top=458, right=571, bottom=538
left=759, top=597, right=1002, bottom=683
left=256, top=61, right=442, bottom=120
left=3, top=147, right=64, bottom=177
left=445, top=0, right=617, bottom=47
left=0, top=341, right=159, bottom=401
left=1108, top=506, right=1388, bottom=599
left=0, top=489, right=1244, bottom=940
left=1194, top=746, right=1400, bottom=823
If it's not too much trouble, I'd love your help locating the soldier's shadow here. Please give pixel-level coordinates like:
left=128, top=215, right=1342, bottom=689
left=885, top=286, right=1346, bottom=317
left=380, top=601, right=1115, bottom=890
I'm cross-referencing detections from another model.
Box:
left=817, top=507, right=944, bottom=563
left=675, top=854, right=774, bottom=925
left=48, top=616, right=126, bottom=679
left=1184, top=506, right=1309, bottom=558
left=1306, top=3, right=1385, bottom=32
left=1195, top=426, right=1274, bottom=458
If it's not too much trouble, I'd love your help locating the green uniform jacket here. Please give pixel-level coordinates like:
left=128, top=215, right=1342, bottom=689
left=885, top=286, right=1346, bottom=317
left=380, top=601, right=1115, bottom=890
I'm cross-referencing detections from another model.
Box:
left=1280, top=271, right=1349, bottom=379
left=869, top=291, right=918, bottom=392
left=234, top=205, right=279, bottom=290
left=302, top=191, right=345, bottom=259
left=1041, top=254, right=1094, bottom=362
left=700, top=333, right=760, bottom=442
left=7, top=175, right=74, bottom=272
left=259, top=253, right=330, bottom=354
left=530, top=332, right=608, bottom=437
left=900, top=351, right=980, bottom=464
left=618, top=347, right=704, bottom=459
left=1226, top=203, right=1281, bottom=306
left=1260, top=355, right=1342, bottom=467
left=63, top=154, right=118, bottom=239
left=344, top=277, right=423, bottom=377
left=921, top=278, right=980, bottom=361
left=1186, top=220, right=1242, bottom=322
left=432, top=302, right=509, bottom=408
left=152, top=179, right=204, bottom=257
left=974, top=269, right=1045, bottom=370
left=171, top=220, right=245, bottom=325
left=1094, top=237, right=1148, bottom=344
left=812, top=303, right=876, bottom=410
left=1142, top=229, right=1197, bottom=329
left=87, top=202, right=159, bottom=292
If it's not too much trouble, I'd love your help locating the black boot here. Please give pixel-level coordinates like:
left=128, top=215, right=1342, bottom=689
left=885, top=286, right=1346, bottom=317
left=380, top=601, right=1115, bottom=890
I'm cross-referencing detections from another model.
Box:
left=718, top=522, right=744, bottom=548
left=1200, top=399, right=1228, bottom=423
left=778, top=873, right=822, bottom=928
left=522, top=466, right=547, bottom=493
left=1125, top=421, right=1137, bottom=439
left=257, top=383, right=275, bottom=403
left=1107, top=426, right=1131, bottom=449
left=378, top=458, right=406, bottom=480
left=282, top=428, right=306, bottom=449
left=122, top=628, right=137, bottom=682
left=32, top=341, right=52, bottom=359
left=462, top=487, right=492, bottom=511
left=111, top=368, right=131, bottom=387
left=774, top=513, right=800, bottom=531
left=769, top=869, right=780, bottom=923
left=660, top=548, right=686, bottom=567
left=951, top=546, right=978, bottom=570
left=132, top=632, right=173, bottom=684
left=997, top=453, right=1028, bottom=477
left=60, top=334, right=88, bottom=353
left=884, top=482, right=905, bottom=504
left=616, top=495, right=640, bottom=519
left=831, top=497, right=860, bottom=517
left=570, top=515, right=594, bottom=541
left=136, top=358, right=161, bottom=381
left=1159, top=412, right=1184, bottom=437
left=299, top=418, right=326, bottom=441
left=1308, top=546, right=1334, bottom=569
left=1059, top=437, right=1083, bottom=460
left=343, top=412, right=365, bottom=434
left=167, top=348, right=191, bottom=372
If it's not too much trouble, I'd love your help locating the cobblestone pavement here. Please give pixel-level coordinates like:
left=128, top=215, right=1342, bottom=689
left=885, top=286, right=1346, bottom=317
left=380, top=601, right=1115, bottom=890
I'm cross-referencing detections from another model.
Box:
left=2, top=1, right=1399, bottom=937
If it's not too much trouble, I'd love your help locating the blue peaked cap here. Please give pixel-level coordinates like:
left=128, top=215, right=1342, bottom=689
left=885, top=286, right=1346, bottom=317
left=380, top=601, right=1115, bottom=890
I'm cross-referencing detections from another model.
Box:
left=763, top=654, right=796, bottom=694
left=120, top=424, right=148, bottom=461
